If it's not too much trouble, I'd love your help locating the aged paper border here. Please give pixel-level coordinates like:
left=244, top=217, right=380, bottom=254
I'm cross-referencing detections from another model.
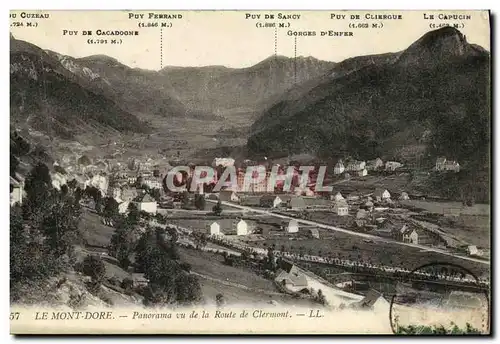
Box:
left=3, top=0, right=498, bottom=341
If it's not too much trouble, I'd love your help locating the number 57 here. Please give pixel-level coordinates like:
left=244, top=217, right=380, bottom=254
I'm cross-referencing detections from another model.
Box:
left=9, top=312, right=20, bottom=320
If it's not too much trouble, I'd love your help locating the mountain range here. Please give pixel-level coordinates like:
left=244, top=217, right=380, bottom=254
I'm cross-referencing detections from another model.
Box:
left=11, top=33, right=336, bottom=145
left=10, top=27, right=490, bottom=178
left=247, top=27, right=490, bottom=174
left=10, top=35, right=151, bottom=141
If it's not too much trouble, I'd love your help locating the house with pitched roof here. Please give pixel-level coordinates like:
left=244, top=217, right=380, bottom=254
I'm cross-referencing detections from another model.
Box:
left=350, top=289, right=389, bottom=311
left=346, top=160, right=366, bottom=172
left=308, top=228, right=320, bottom=239
left=331, top=192, right=344, bottom=202
left=366, top=158, right=384, bottom=171
left=373, top=188, right=391, bottom=202
left=274, top=262, right=308, bottom=291
left=435, top=157, right=447, bottom=171
left=332, top=199, right=349, bottom=216
left=260, top=194, right=284, bottom=208
left=236, top=219, right=249, bottom=235
left=399, top=192, right=410, bottom=201
left=10, top=176, right=24, bottom=206
left=334, top=160, right=345, bottom=175
left=385, top=161, right=403, bottom=171
left=134, top=194, right=157, bottom=214
left=219, top=190, right=240, bottom=203
left=209, top=222, right=222, bottom=236
left=358, top=168, right=368, bottom=177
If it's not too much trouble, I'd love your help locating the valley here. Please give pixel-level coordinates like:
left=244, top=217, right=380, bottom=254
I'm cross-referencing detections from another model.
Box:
left=9, top=22, right=491, bottom=334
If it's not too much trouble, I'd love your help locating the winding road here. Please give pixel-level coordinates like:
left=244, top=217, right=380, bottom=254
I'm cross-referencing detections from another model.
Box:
left=207, top=200, right=490, bottom=266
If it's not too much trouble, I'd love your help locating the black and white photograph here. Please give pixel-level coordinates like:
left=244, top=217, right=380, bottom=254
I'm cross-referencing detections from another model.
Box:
left=8, top=9, right=491, bottom=335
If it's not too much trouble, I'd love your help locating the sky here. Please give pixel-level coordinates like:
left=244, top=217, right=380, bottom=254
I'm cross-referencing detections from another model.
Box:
left=10, top=10, right=491, bottom=70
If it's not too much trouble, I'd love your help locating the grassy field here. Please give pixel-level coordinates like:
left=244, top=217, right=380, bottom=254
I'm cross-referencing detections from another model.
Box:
left=331, top=174, right=412, bottom=195
left=435, top=215, right=490, bottom=249
left=246, top=228, right=490, bottom=278
left=79, top=210, right=115, bottom=247
left=178, top=248, right=274, bottom=291
left=198, top=277, right=316, bottom=307
left=401, top=200, right=490, bottom=249
left=402, top=200, right=490, bottom=216
left=179, top=247, right=318, bottom=307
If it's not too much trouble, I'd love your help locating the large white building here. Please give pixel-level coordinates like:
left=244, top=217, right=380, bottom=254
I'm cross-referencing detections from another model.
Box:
left=236, top=219, right=249, bottom=235
left=286, top=219, right=299, bottom=233
left=134, top=194, right=157, bottom=214
left=332, top=199, right=349, bottom=216
left=209, top=222, right=221, bottom=236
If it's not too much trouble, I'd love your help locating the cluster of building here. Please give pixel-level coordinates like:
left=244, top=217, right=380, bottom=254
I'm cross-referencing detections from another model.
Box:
left=216, top=186, right=410, bottom=220
left=435, top=157, right=460, bottom=173
left=333, top=157, right=404, bottom=177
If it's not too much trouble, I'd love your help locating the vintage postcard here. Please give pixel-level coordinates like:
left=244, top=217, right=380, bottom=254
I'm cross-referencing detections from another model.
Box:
left=9, top=9, right=491, bottom=335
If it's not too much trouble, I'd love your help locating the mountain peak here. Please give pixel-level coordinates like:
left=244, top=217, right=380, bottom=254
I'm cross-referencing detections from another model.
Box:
left=411, top=26, right=466, bottom=51
left=77, top=54, right=120, bottom=65
left=398, top=27, right=481, bottom=66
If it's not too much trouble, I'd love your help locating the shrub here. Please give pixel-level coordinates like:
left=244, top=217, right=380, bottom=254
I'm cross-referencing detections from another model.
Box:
left=82, top=255, right=106, bottom=284
left=107, top=276, right=120, bottom=286
left=67, top=292, right=86, bottom=310
left=121, top=278, right=134, bottom=291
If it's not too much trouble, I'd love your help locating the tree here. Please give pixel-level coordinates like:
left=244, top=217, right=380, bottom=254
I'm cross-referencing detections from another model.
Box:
left=194, top=194, right=206, bottom=210
left=192, top=232, right=208, bottom=250
left=317, top=289, right=327, bottom=305
left=61, top=184, right=69, bottom=196
left=82, top=255, right=106, bottom=284
left=10, top=154, right=19, bottom=178
left=215, top=293, right=225, bottom=307
left=11, top=169, right=83, bottom=303
left=140, top=239, right=203, bottom=306
left=127, top=202, right=140, bottom=225
left=150, top=188, right=161, bottom=201
left=10, top=205, right=60, bottom=294
left=25, top=163, right=52, bottom=209
left=212, top=201, right=223, bottom=216
left=166, top=226, right=179, bottom=243
left=67, top=179, right=78, bottom=191
left=109, top=221, right=137, bottom=270
left=121, top=278, right=134, bottom=291
left=103, top=197, right=120, bottom=220
left=74, top=187, right=83, bottom=204
left=267, top=247, right=277, bottom=271
left=42, top=192, right=82, bottom=257
left=78, top=155, right=92, bottom=166
left=180, top=191, right=190, bottom=209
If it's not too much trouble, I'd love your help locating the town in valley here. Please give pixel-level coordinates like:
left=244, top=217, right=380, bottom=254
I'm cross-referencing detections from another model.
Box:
left=9, top=12, right=491, bottom=335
